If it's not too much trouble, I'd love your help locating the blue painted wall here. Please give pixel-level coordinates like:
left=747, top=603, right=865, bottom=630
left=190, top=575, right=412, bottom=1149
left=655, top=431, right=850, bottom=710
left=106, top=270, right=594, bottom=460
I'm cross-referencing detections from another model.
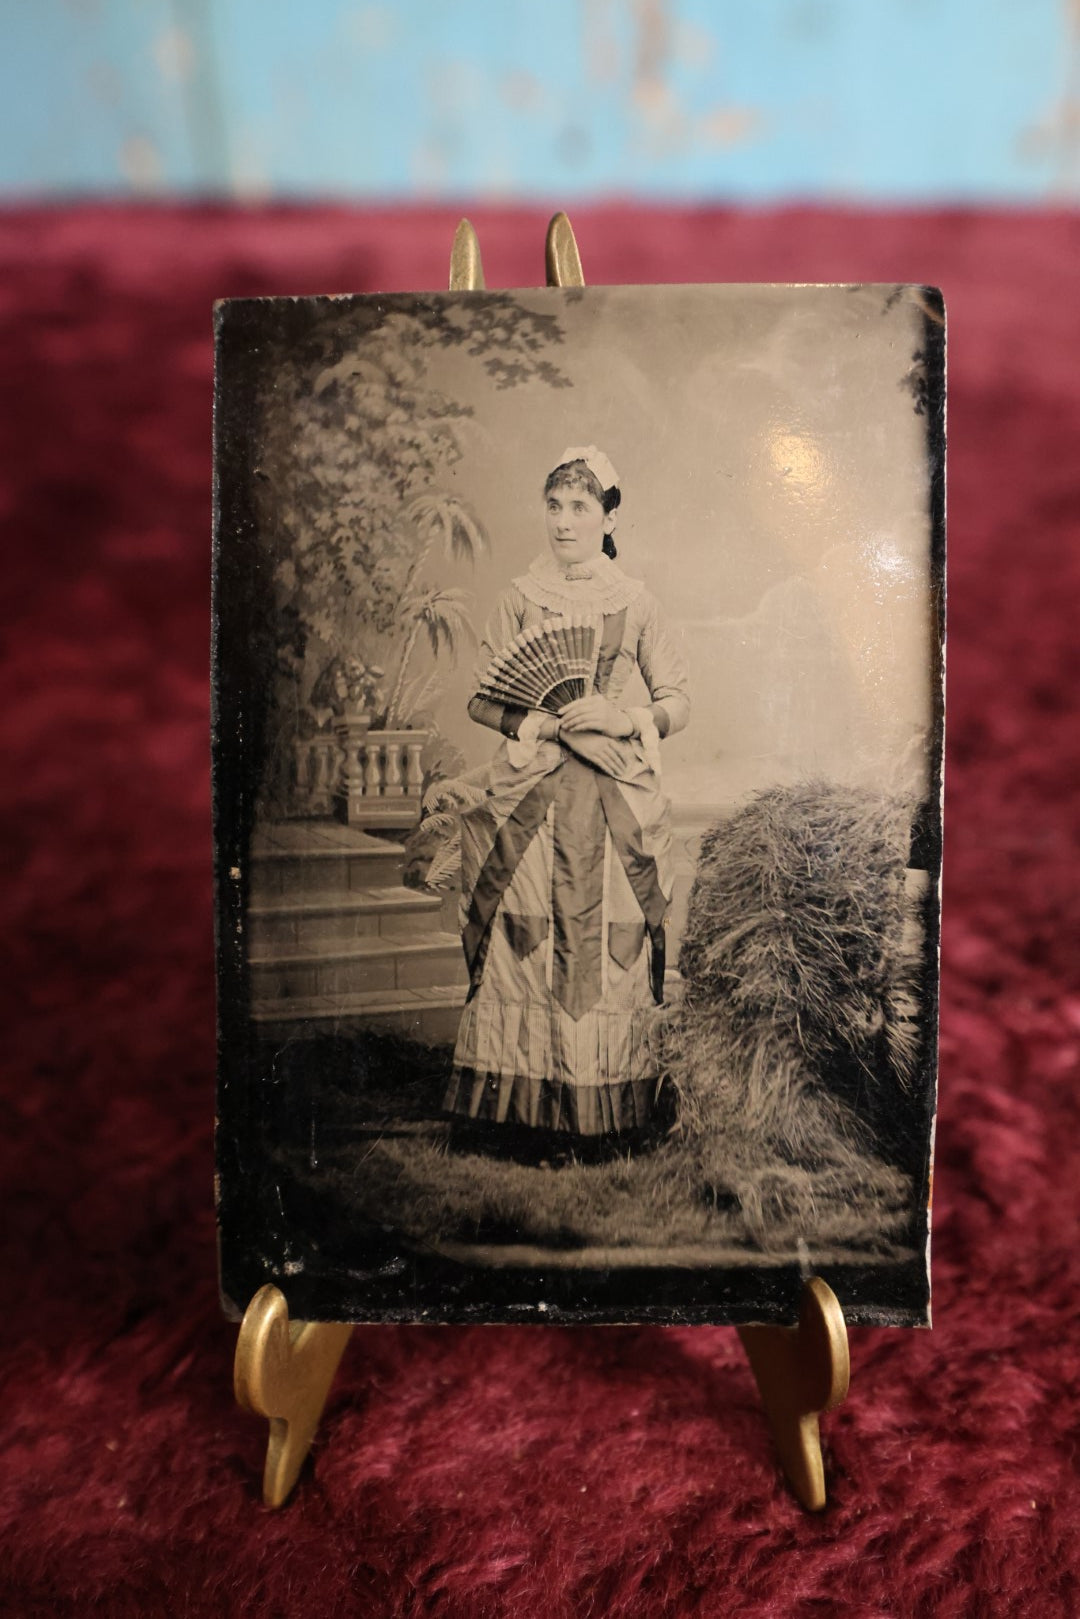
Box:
left=2, top=0, right=1077, bottom=200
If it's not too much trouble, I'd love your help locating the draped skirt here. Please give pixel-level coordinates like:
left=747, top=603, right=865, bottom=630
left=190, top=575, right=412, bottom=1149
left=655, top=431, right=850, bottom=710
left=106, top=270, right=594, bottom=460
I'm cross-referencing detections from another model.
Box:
left=443, top=740, right=674, bottom=1135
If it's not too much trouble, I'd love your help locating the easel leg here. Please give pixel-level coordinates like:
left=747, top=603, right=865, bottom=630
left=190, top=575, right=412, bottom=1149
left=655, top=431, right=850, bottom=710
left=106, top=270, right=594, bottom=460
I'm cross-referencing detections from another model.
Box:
left=234, top=1284, right=353, bottom=1508
left=737, top=1277, right=850, bottom=1510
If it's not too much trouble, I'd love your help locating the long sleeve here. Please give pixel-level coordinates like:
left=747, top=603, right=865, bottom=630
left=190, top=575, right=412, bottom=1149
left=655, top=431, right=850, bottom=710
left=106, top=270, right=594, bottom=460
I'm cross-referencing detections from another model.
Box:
left=467, top=585, right=530, bottom=740
left=635, top=596, right=690, bottom=740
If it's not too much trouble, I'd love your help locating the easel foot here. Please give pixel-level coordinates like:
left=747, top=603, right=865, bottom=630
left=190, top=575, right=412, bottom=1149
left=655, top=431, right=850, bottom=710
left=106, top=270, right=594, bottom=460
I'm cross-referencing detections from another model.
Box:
left=737, top=1277, right=850, bottom=1510
left=234, top=1284, right=353, bottom=1508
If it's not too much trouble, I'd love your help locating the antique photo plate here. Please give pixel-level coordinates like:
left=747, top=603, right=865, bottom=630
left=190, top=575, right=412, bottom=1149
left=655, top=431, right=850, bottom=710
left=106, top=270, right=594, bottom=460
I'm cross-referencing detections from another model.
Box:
left=213, top=282, right=944, bottom=1326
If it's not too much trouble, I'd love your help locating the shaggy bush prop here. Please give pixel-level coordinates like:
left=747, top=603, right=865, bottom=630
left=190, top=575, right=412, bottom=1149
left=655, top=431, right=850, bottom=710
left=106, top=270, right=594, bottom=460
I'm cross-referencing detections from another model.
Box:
left=663, top=781, right=923, bottom=1244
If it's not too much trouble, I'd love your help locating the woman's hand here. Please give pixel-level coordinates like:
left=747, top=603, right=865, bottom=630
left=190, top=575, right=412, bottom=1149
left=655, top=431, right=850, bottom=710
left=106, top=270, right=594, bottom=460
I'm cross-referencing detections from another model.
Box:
left=558, top=695, right=634, bottom=737
left=560, top=729, right=627, bottom=775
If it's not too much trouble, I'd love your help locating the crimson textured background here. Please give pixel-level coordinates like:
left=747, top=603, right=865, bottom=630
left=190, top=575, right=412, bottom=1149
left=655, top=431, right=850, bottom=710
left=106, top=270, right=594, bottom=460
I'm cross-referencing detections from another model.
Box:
left=2, top=206, right=1078, bottom=1617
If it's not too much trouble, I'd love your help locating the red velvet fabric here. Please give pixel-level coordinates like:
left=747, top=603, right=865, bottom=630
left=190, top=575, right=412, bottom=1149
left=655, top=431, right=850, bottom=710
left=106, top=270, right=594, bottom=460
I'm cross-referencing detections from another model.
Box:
left=2, top=205, right=1078, bottom=1616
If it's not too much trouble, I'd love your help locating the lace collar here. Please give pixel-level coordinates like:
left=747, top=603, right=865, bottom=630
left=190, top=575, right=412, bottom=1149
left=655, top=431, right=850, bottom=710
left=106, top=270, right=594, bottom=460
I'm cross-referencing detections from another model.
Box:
left=514, top=551, right=644, bottom=614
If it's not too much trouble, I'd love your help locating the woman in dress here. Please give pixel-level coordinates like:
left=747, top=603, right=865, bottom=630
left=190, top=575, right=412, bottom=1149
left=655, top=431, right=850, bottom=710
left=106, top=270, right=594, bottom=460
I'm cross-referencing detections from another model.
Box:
left=443, top=447, right=690, bottom=1137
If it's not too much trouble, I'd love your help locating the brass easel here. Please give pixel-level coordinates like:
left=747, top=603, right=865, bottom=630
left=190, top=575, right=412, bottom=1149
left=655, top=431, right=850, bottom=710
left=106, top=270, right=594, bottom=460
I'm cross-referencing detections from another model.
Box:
left=233, top=213, right=851, bottom=1512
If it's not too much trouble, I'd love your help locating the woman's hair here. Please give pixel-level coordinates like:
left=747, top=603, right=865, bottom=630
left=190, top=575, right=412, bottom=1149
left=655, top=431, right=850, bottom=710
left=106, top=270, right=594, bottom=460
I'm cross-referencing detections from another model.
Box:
left=543, top=459, right=622, bottom=560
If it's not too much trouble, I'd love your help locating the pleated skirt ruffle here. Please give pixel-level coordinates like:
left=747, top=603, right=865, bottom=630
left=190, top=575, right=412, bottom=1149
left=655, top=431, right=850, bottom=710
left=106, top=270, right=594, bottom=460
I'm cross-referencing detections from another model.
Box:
left=444, top=993, right=662, bottom=1134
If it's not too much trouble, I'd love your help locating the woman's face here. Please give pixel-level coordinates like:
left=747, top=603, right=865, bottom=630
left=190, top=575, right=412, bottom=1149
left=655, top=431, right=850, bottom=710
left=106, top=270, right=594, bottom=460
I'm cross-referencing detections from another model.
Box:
left=544, top=482, right=615, bottom=567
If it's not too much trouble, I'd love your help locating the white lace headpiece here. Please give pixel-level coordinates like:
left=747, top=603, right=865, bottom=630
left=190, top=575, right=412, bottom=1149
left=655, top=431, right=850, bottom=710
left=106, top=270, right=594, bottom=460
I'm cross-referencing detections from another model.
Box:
left=555, top=445, right=620, bottom=493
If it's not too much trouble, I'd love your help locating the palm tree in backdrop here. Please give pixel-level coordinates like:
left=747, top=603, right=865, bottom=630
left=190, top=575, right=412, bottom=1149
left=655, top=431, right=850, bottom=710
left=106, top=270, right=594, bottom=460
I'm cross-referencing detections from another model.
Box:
left=386, top=587, right=476, bottom=727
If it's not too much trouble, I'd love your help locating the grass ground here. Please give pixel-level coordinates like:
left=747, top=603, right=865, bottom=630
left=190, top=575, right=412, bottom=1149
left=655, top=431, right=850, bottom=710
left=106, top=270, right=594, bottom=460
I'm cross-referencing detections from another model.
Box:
left=268, top=1030, right=916, bottom=1267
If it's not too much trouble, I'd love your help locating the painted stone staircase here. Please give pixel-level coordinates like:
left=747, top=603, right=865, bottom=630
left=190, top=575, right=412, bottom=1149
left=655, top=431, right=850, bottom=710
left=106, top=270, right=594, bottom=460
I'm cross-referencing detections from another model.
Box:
left=248, top=820, right=467, bottom=1047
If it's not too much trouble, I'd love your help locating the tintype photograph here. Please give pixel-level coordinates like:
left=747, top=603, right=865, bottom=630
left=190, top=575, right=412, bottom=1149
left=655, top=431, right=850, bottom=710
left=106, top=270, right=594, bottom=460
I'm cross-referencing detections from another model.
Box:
left=213, top=281, right=944, bottom=1326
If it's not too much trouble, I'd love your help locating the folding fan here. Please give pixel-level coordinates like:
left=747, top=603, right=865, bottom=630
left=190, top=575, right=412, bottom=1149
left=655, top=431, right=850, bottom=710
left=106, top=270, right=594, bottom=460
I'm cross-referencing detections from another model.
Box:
left=477, top=615, right=598, bottom=714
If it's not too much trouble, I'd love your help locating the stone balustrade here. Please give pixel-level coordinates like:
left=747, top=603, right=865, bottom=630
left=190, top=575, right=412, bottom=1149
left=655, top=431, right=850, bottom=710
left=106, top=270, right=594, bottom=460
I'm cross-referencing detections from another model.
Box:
left=291, top=720, right=429, bottom=829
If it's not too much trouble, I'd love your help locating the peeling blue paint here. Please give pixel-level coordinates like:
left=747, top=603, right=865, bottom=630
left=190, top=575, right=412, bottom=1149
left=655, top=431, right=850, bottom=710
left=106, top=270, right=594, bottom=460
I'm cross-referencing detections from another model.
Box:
left=0, top=0, right=1076, bottom=199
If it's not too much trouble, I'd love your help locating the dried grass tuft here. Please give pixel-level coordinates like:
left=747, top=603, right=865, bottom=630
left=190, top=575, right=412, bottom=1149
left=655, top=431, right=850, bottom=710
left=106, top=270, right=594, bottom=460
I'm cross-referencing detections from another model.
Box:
left=660, top=780, right=922, bottom=1244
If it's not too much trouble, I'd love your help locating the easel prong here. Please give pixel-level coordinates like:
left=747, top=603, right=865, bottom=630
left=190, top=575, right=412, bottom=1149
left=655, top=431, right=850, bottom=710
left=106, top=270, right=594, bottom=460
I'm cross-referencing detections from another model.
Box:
left=449, top=218, right=486, bottom=291
left=737, top=1277, right=850, bottom=1510
left=234, top=1284, right=353, bottom=1508
left=546, top=212, right=585, bottom=287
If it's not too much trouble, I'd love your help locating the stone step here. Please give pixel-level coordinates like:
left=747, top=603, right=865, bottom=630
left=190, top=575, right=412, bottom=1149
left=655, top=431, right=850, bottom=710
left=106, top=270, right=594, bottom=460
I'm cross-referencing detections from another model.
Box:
left=248, top=886, right=444, bottom=949
left=250, top=822, right=406, bottom=897
left=249, top=930, right=467, bottom=1001
left=251, top=983, right=466, bottom=1048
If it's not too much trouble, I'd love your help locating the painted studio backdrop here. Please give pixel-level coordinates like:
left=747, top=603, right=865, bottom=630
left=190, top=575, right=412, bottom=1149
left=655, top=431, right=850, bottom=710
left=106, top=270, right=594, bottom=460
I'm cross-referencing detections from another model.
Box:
left=213, top=281, right=943, bottom=1326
